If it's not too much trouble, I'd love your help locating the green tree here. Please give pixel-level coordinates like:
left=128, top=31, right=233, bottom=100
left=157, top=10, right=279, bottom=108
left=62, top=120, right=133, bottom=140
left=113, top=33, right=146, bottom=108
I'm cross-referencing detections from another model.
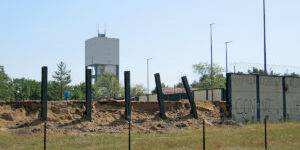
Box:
left=191, top=74, right=226, bottom=89
left=161, top=83, right=167, bottom=88
left=92, top=85, right=101, bottom=100
left=0, top=68, right=14, bottom=101
left=131, top=84, right=146, bottom=97
left=119, top=86, right=125, bottom=98
left=193, top=62, right=223, bottom=77
left=12, top=78, right=41, bottom=101
left=53, top=61, right=71, bottom=100
left=27, top=80, right=41, bottom=100
left=12, top=78, right=29, bottom=101
left=284, top=72, right=300, bottom=77
left=174, top=82, right=184, bottom=88
left=47, top=81, right=60, bottom=100
left=192, top=62, right=226, bottom=89
left=69, top=82, right=85, bottom=100
left=94, top=72, right=121, bottom=99
left=248, top=67, right=265, bottom=75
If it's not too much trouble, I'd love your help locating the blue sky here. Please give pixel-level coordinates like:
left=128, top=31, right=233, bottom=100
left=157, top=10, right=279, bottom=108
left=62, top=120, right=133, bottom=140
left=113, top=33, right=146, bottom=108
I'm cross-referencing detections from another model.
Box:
left=1, top=0, right=300, bottom=89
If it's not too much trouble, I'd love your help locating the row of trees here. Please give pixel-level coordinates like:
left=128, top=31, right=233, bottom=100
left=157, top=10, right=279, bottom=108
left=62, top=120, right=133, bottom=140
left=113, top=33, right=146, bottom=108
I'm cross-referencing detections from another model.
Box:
left=0, top=62, right=77, bottom=101
left=171, top=63, right=226, bottom=89
left=93, top=72, right=146, bottom=99
left=0, top=62, right=146, bottom=101
left=176, top=63, right=299, bottom=90
left=191, top=63, right=226, bottom=89
left=2, top=61, right=298, bottom=101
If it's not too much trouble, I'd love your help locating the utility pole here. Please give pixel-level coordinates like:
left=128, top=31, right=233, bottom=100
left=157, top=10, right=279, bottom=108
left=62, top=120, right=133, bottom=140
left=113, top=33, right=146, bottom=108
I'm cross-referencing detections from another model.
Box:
left=225, top=41, right=232, bottom=74
left=263, top=0, right=267, bottom=74
left=210, top=23, right=215, bottom=101
left=146, top=58, right=152, bottom=102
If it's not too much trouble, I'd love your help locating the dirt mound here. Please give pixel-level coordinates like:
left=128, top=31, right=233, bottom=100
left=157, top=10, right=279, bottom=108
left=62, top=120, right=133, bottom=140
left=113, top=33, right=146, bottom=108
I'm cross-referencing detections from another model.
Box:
left=0, top=100, right=240, bottom=134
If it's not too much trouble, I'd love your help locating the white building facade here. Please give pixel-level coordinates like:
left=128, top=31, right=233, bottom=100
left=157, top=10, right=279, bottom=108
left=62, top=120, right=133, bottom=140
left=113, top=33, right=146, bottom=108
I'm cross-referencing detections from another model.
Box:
left=85, top=34, right=119, bottom=82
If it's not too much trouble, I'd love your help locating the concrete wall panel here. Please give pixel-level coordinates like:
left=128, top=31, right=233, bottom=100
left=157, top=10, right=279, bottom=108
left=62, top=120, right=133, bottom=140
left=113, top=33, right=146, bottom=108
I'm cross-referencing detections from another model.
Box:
left=231, top=74, right=257, bottom=122
left=194, top=89, right=223, bottom=101
left=285, top=77, right=300, bottom=121
left=207, top=89, right=222, bottom=101
left=194, top=90, right=207, bottom=101
left=139, top=94, right=157, bottom=102
left=259, top=76, right=283, bottom=121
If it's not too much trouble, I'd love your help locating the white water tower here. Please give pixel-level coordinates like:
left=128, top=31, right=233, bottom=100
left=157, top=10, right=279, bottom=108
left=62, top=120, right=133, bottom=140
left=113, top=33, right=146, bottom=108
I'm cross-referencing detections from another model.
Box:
left=85, top=33, right=119, bottom=83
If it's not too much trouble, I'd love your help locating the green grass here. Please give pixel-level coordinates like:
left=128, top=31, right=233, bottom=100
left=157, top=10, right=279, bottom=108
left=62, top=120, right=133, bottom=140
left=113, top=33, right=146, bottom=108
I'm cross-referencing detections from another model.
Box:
left=0, top=122, right=299, bottom=150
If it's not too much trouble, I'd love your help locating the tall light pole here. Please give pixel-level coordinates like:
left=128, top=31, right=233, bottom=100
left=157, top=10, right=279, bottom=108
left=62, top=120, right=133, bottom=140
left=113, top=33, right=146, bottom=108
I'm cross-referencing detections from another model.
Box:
left=210, top=23, right=215, bottom=102
left=146, top=58, right=152, bottom=102
left=225, top=41, right=232, bottom=74
left=263, top=0, right=267, bottom=74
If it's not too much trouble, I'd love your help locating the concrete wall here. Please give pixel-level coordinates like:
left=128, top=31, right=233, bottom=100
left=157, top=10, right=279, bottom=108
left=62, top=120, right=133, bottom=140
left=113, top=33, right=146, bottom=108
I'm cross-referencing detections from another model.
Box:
left=285, top=77, right=300, bottom=121
left=231, top=74, right=257, bottom=122
left=139, top=94, right=157, bottom=102
left=207, top=89, right=222, bottom=101
left=194, top=90, right=206, bottom=100
left=194, top=89, right=223, bottom=101
left=259, top=76, right=283, bottom=121
left=229, top=74, right=300, bottom=122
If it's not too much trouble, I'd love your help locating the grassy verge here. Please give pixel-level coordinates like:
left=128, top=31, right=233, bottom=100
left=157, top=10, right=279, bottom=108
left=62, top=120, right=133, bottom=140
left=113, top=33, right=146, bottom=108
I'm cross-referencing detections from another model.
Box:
left=0, top=122, right=299, bottom=150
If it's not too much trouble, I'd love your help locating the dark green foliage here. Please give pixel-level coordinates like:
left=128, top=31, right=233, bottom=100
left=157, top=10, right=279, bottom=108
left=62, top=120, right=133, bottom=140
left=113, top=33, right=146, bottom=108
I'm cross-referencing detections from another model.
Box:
left=69, top=82, right=85, bottom=100
left=52, top=61, right=71, bottom=100
left=248, top=67, right=266, bottom=75
left=174, top=82, right=184, bottom=88
left=191, top=74, right=226, bottom=89
left=248, top=67, right=284, bottom=76
left=0, top=69, right=14, bottom=101
left=161, top=83, right=167, bottom=88
left=47, top=81, right=60, bottom=100
left=0, top=63, right=88, bottom=101
left=193, top=62, right=223, bottom=77
left=93, top=72, right=122, bottom=99
left=12, top=78, right=41, bottom=101
left=284, top=72, right=300, bottom=77
left=192, top=63, right=226, bottom=89
left=130, top=84, right=146, bottom=97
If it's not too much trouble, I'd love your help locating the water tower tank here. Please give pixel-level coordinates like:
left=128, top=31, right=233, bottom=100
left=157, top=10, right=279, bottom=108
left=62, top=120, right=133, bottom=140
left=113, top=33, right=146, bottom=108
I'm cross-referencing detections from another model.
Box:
left=85, top=34, right=119, bottom=82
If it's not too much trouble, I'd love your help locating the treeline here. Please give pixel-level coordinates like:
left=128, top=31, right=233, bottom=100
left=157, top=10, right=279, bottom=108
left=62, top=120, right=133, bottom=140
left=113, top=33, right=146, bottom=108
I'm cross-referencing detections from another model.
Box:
left=0, top=62, right=146, bottom=101
left=2, top=61, right=298, bottom=101
left=0, top=62, right=85, bottom=101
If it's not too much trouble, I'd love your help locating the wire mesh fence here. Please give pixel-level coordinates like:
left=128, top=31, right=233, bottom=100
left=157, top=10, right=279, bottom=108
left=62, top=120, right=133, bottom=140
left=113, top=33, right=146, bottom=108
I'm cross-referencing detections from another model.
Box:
left=230, top=62, right=300, bottom=75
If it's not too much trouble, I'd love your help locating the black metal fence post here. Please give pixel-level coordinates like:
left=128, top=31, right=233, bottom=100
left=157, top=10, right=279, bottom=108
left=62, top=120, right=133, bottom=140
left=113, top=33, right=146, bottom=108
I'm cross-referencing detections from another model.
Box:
left=124, top=71, right=131, bottom=120
left=265, top=117, right=267, bottom=150
left=182, top=76, right=198, bottom=119
left=44, top=121, right=47, bottom=150
left=203, top=120, right=205, bottom=150
left=41, top=66, right=48, bottom=150
left=85, top=69, right=92, bottom=121
left=154, top=73, right=166, bottom=120
left=129, top=120, right=131, bottom=150
left=124, top=71, right=131, bottom=150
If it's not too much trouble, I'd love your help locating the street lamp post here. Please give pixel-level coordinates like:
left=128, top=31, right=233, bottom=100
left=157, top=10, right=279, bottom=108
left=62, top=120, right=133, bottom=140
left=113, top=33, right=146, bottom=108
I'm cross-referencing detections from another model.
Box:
left=210, top=23, right=215, bottom=102
left=146, top=58, right=152, bottom=102
left=263, top=0, right=267, bottom=74
left=225, top=41, right=232, bottom=74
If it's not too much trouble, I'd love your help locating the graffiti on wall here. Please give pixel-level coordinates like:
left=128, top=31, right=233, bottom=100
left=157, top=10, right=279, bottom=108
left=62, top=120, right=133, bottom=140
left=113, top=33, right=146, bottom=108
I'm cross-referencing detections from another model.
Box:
left=230, top=74, right=300, bottom=122
left=233, top=97, right=256, bottom=122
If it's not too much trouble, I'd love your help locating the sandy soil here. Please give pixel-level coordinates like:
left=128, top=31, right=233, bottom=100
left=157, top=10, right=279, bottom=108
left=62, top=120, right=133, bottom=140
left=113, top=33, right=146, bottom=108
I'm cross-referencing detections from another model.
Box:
left=0, top=100, right=239, bottom=134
